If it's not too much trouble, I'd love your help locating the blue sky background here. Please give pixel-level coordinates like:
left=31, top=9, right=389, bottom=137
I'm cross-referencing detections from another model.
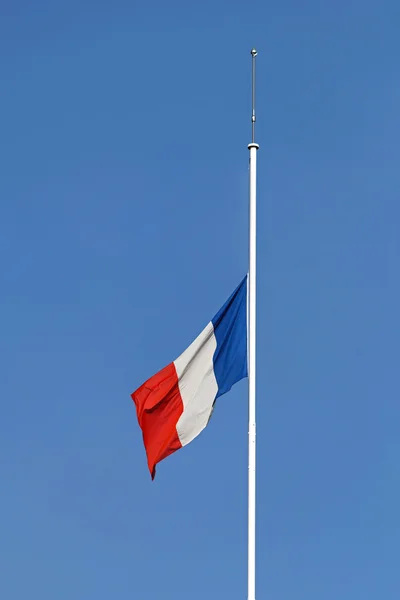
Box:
left=1, top=1, right=399, bottom=598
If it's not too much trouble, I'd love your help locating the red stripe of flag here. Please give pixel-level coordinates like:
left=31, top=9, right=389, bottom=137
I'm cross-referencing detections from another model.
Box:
left=131, top=362, right=183, bottom=479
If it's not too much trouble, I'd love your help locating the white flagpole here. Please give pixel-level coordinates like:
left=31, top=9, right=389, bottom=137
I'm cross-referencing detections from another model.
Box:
left=248, top=47, right=259, bottom=600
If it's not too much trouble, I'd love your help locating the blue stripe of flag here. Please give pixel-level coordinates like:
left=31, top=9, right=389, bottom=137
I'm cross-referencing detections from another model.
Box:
left=211, top=275, right=248, bottom=399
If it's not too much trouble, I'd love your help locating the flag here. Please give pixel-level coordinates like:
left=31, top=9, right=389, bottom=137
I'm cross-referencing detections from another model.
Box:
left=131, top=276, right=248, bottom=478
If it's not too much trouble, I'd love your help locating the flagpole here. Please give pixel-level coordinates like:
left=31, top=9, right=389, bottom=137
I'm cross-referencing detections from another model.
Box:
left=248, top=47, right=259, bottom=600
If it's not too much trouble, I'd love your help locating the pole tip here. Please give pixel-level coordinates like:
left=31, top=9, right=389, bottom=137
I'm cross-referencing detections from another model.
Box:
left=250, top=48, right=258, bottom=57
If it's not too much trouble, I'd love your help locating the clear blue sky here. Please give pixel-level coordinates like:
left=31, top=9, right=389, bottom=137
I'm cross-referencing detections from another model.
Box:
left=1, top=1, right=399, bottom=598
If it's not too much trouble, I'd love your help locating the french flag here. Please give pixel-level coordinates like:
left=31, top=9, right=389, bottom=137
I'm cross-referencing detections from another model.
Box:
left=132, top=276, right=248, bottom=478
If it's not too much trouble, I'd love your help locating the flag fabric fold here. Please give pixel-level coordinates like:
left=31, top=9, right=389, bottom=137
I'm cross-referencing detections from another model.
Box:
left=131, top=276, right=248, bottom=478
